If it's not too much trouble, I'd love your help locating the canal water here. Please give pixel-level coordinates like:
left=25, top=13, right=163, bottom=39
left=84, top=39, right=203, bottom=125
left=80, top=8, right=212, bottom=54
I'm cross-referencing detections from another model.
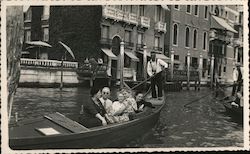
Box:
left=10, top=87, right=243, bottom=148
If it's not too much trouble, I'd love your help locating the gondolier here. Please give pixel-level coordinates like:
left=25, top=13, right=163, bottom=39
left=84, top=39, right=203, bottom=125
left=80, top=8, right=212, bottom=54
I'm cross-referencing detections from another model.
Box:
left=147, top=51, right=168, bottom=100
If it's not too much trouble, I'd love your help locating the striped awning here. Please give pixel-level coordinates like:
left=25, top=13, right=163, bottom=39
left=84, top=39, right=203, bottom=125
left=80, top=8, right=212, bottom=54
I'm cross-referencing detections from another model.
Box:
left=211, top=15, right=238, bottom=33
left=125, top=51, right=139, bottom=62
left=101, top=48, right=117, bottom=60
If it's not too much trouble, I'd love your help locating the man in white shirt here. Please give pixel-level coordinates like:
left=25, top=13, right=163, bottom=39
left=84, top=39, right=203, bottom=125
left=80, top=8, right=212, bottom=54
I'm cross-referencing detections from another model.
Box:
left=99, top=87, right=113, bottom=113
left=147, top=52, right=168, bottom=100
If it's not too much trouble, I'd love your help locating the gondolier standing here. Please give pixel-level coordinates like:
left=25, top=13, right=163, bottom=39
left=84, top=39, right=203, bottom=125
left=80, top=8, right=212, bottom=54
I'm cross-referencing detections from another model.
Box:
left=147, top=52, right=168, bottom=100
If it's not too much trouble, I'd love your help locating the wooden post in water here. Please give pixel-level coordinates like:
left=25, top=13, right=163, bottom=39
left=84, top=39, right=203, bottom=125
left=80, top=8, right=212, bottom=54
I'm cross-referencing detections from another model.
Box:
left=6, top=6, right=24, bottom=121
left=198, top=53, right=203, bottom=90
left=143, top=45, right=147, bottom=81
left=120, top=41, right=125, bottom=89
left=170, top=49, right=174, bottom=80
left=187, top=51, right=190, bottom=90
left=60, top=52, right=65, bottom=90
left=210, top=54, right=215, bottom=89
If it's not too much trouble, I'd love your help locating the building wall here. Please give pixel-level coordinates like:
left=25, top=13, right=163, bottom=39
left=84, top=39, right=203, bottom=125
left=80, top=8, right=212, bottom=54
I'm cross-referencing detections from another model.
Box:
left=166, top=5, right=210, bottom=80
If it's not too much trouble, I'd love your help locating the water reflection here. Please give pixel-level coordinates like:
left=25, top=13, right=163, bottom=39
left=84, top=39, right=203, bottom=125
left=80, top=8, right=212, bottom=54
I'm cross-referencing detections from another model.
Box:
left=10, top=87, right=243, bottom=147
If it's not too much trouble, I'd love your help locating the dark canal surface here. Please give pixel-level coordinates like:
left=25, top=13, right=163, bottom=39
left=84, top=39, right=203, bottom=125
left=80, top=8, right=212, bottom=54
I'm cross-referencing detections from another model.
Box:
left=10, top=87, right=243, bottom=148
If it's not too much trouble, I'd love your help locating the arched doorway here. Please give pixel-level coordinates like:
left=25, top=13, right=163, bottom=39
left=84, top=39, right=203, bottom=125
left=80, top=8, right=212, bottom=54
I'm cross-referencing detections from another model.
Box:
left=111, top=36, right=121, bottom=79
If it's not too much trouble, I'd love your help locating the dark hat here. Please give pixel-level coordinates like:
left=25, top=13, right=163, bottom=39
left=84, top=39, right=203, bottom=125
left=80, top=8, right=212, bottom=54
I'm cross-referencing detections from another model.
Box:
left=90, top=87, right=100, bottom=97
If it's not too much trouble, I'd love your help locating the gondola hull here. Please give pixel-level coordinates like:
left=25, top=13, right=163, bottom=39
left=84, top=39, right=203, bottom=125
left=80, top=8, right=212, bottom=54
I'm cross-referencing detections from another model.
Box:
left=9, top=99, right=164, bottom=149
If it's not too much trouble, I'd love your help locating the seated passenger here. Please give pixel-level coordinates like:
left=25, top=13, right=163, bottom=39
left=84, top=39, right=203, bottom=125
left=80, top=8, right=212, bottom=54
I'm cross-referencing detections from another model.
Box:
left=110, top=92, right=130, bottom=123
left=231, top=91, right=243, bottom=108
left=121, top=88, right=138, bottom=113
left=99, top=87, right=114, bottom=124
left=78, top=87, right=108, bottom=128
left=135, top=91, right=155, bottom=112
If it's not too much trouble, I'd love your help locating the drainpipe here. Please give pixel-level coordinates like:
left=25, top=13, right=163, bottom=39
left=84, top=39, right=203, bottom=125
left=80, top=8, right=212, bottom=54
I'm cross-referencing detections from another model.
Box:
left=120, top=41, right=125, bottom=89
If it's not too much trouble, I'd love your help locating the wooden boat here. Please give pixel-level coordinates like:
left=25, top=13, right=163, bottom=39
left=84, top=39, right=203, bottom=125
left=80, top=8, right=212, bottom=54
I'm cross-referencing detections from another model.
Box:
left=9, top=93, right=165, bottom=149
left=221, top=96, right=243, bottom=120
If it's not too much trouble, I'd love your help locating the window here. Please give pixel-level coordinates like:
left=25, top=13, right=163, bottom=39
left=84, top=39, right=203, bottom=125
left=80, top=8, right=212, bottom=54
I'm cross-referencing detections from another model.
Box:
left=43, top=28, right=49, bottom=41
left=193, top=29, right=197, bottom=48
left=139, top=5, right=145, bottom=16
left=174, top=5, right=179, bottom=10
left=25, top=30, right=31, bottom=42
left=125, top=30, right=132, bottom=43
left=137, top=33, right=143, bottom=45
left=210, top=6, right=214, bottom=13
left=154, top=36, right=160, bottom=48
left=173, top=24, right=178, bottom=45
left=174, top=55, right=179, bottom=60
left=186, top=5, right=191, bottom=14
left=223, top=66, right=226, bottom=72
left=102, top=25, right=109, bottom=38
left=203, top=32, right=207, bottom=50
left=191, top=57, right=198, bottom=68
left=204, top=6, right=208, bottom=19
left=156, top=5, right=162, bottom=21
left=203, top=59, right=207, bottom=69
left=25, top=10, right=32, bottom=21
left=185, top=27, right=190, bottom=47
left=194, top=5, right=199, bottom=16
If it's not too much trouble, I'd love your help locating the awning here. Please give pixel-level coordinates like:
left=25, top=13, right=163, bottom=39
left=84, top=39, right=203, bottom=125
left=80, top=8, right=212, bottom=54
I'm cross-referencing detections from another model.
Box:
left=136, top=51, right=150, bottom=57
left=125, top=51, right=139, bottom=62
left=101, top=48, right=117, bottom=60
left=211, top=15, right=238, bottom=33
left=155, top=53, right=170, bottom=61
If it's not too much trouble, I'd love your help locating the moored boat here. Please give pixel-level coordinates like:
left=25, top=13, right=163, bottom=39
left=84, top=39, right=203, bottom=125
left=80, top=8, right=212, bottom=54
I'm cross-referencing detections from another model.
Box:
left=221, top=96, right=243, bottom=120
left=9, top=92, right=165, bottom=149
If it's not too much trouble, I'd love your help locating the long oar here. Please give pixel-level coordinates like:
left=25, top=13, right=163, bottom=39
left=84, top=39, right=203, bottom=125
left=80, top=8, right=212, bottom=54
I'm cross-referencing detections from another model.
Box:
left=131, top=69, right=166, bottom=90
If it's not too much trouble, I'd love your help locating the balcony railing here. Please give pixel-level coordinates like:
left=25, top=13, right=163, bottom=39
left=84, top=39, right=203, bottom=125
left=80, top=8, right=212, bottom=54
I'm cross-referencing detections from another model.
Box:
left=123, top=68, right=133, bottom=78
left=233, top=38, right=243, bottom=47
left=100, top=37, right=112, bottom=47
left=136, top=43, right=144, bottom=50
left=21, top=58, right=78, bottom=68
left=155, top=21, right=166, bottom=33
left=209, top=31, right=231, bottom=43
left=153, top=46, right=163, bottom=51
left=102, top=6, right=116, bottom=20
left=139, top=16, right=150, bottom=28
left=103, top=6, right=139, bottom=25
left=124, top=41, right=134, bottom=48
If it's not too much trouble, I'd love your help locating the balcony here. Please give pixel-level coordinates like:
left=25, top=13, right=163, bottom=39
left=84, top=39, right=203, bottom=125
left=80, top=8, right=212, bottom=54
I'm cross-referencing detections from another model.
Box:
left=102, top=6, right=117, bottom=20
left=124, top=41, right=134, bottom=49
left=233, top=38, right=243, bottom=47
left=155, top=21, right=166, bottom=33
left=153, top=46, right=163, bottom=51
left=139, top=16, right=150, bottom=28
left=115, top=9, right=124, bottom=21
left=21, top=58, right=78, bottom=68
left=100, top=37, right=112, bottom=48
left=136, top=44, right=144, bottom=50
left=209, top=31, right=231, bottom=43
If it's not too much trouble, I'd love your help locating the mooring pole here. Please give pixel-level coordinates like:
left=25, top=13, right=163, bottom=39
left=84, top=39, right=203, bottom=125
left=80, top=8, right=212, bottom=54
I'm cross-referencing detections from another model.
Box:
left=60, top=55, right=64, bottom=90
left=170, top=49, right=174, bottom=80
left=187, top=51, right=190, bottom=90
left=120, top=41, right=125, bottom=89
left=210, top=54, right=215, bottom=89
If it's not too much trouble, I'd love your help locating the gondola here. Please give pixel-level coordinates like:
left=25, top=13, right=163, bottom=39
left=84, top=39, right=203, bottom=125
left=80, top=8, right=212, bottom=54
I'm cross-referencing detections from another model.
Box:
left=221, top=96, right=243, bottom=120
left=9, top=92, right=165, bottom=149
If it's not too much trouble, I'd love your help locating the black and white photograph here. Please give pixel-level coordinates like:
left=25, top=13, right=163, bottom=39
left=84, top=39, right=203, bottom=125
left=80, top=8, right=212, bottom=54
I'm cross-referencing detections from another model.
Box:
left=1, top=0, right=249, bottom=153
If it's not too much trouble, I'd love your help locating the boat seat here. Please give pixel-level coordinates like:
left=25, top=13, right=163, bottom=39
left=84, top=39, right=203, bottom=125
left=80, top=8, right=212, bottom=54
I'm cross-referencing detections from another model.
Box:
left=44, top=112, right=89, bottom=133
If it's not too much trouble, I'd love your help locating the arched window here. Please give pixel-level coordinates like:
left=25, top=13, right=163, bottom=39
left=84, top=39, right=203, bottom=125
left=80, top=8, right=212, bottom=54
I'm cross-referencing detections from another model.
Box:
left=193, top=29, right=197, bottom=48
left=185, top=27, right=190, bottom=47
left=173, top=24, right=178, bottom=45
left=203, top=32, right=207, bottom=50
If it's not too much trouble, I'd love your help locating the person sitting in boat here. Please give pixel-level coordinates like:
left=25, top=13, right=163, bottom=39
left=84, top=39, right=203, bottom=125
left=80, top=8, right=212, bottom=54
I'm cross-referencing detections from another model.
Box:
left=121, top=88, right=138, bottom=112
left=78, top=87, right=108, bottom=128
left=110, top=92, right=130, bottom=123
left=135, top=91, right=155, bottom=112
left=99, top=87, right=115, bottom=124
left=231, top=91, right=243, bottom=108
